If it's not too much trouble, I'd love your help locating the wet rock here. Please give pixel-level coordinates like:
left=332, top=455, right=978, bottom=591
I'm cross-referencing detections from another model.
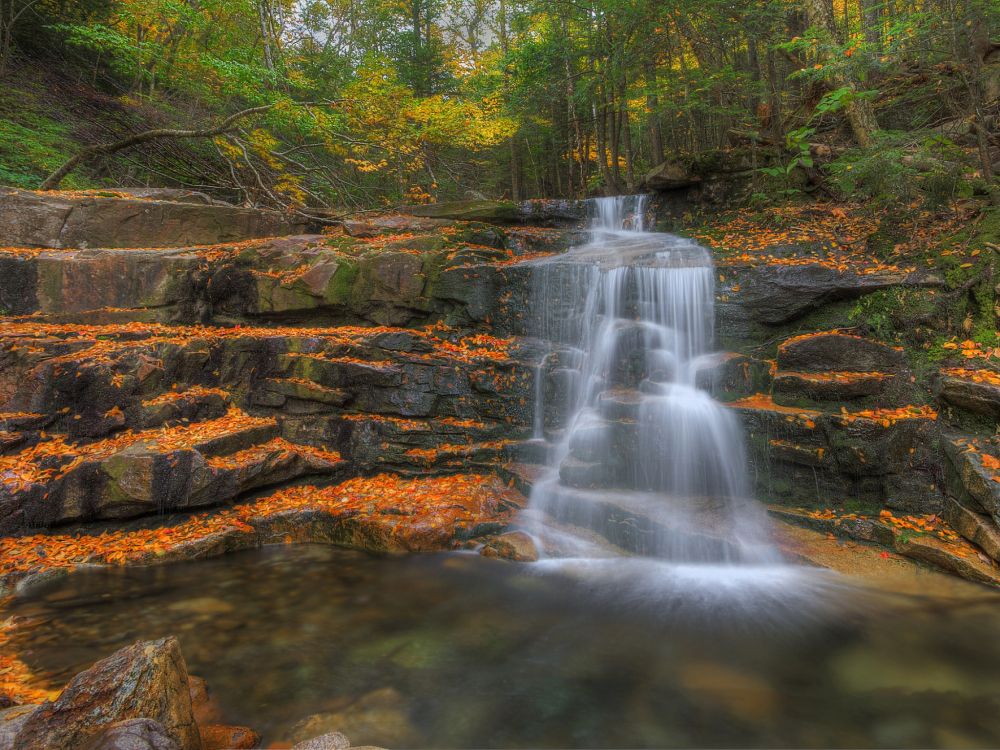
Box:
left=187, top=677, right=223, bottom=726
left=198, top=724, right=259, bottom=750
left=290, top=731, right=351, bottom=750
left=10, top=636, right=202, bottom=750
left=481, top=531, right=539, bottom=562
left=0, top=188, right=305, bottom=249
left=942, top=496, right=1000, bottom=563
left=696, top=353, right=772, bottom=399
left=88, top=719, right=181, bottom=750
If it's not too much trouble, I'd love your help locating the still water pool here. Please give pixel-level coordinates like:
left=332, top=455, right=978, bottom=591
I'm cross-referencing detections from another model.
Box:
left=9, top=545, right=1000, bottom=748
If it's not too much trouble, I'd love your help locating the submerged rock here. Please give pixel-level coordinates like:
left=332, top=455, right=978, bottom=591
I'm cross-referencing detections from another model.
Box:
left=291, top=731, right=351, bottom=750
left=289, top=688, right=416, bottom=748
left=481, top=530, right=539, bottom=562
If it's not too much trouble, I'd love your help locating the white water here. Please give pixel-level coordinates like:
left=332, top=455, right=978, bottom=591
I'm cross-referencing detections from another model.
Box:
left=525, top=195, right=781, bottom=566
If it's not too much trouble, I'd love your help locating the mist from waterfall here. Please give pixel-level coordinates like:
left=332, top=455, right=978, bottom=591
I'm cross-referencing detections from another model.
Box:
left=524, top=195, right=781, bottom=566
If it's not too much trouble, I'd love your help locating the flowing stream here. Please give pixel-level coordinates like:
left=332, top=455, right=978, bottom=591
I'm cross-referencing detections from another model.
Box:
left=524, top=196, right=777, bottom=565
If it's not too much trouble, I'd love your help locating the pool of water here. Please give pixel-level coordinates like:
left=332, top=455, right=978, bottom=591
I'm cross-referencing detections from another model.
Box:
left=8, top=545, right=1000, bottom=748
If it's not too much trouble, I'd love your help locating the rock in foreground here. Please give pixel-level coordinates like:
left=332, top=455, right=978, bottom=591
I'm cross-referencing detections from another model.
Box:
left=6, top=637, right=201, bottom=750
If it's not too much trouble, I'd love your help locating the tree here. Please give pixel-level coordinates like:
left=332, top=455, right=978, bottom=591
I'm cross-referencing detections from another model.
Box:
left=41, top=104, right=278, bottom=190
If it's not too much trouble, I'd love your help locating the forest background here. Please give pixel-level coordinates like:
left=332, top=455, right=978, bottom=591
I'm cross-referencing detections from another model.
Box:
left=0, top=0, right=996, bottom=215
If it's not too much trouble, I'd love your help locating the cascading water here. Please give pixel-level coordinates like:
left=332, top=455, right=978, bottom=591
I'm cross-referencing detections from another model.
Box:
left=524, top=195, right=781, bottom=566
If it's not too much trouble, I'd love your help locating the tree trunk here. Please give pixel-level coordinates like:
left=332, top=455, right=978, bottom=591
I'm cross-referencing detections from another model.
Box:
left=620, top=82, right=636, bottom=191
left=643, top=59, right=663, bottom=165
left=40, top=104, right=276, bottom=190
left=859, top=0, right=882, bottom=53
left=803, top=0, right=878, bottom=149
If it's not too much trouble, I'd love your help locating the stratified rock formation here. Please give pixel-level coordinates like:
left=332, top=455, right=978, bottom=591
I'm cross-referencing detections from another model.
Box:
left=0, top=188, right=996, bottom=594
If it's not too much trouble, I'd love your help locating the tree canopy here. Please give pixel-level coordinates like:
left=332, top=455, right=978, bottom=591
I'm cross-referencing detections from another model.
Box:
left=1, top=0, right=997, bottom=207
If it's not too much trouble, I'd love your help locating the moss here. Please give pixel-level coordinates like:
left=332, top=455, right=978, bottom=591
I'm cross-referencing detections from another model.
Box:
left=322, top=257, right=359, bottom=305
left=837, top=497, right=883, bottom=515
left=321, top=236, right=363, bottom=254
left=0, top=115, right=94, bottom=190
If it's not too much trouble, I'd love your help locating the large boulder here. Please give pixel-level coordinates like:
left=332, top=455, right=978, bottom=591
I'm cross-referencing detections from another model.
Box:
left=642, top=160, right=701, bottom=191
left=9, top=637, right=202, bottom=750
left=0, top=189, right=305, bottom=249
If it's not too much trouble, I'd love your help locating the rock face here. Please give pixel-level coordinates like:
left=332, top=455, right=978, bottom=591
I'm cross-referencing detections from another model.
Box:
left=0, top=188, right=994, bottom=588
left=0, top=189, right=306, bottom=249
left=9, top=637, right=202, bottom=750
left=718, top=258, right=937, bottom=329
left=0, top=322, right=532, bottom=532
left=0, top=232, right=543, bottom=331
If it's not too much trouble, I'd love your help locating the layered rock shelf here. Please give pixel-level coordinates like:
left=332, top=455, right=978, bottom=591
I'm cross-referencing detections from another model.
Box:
left=0, top=190, right=995, bottom=586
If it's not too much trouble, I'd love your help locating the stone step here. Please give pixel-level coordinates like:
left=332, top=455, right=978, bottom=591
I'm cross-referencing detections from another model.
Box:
left=776, top=331, right=906, bottom=373
left=772, top=369, right=900, bottom=408
left=140, top=386, right=230, bottom=428
left=0, top=188, right=306, bottom=250
left=943, top=496, right=1000, bottom=563
left=938, top=368, right=1000, bottom=421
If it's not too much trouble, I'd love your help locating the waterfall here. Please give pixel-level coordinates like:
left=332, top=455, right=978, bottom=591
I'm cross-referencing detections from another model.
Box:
left=524, top=196, right=779, bottom=565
